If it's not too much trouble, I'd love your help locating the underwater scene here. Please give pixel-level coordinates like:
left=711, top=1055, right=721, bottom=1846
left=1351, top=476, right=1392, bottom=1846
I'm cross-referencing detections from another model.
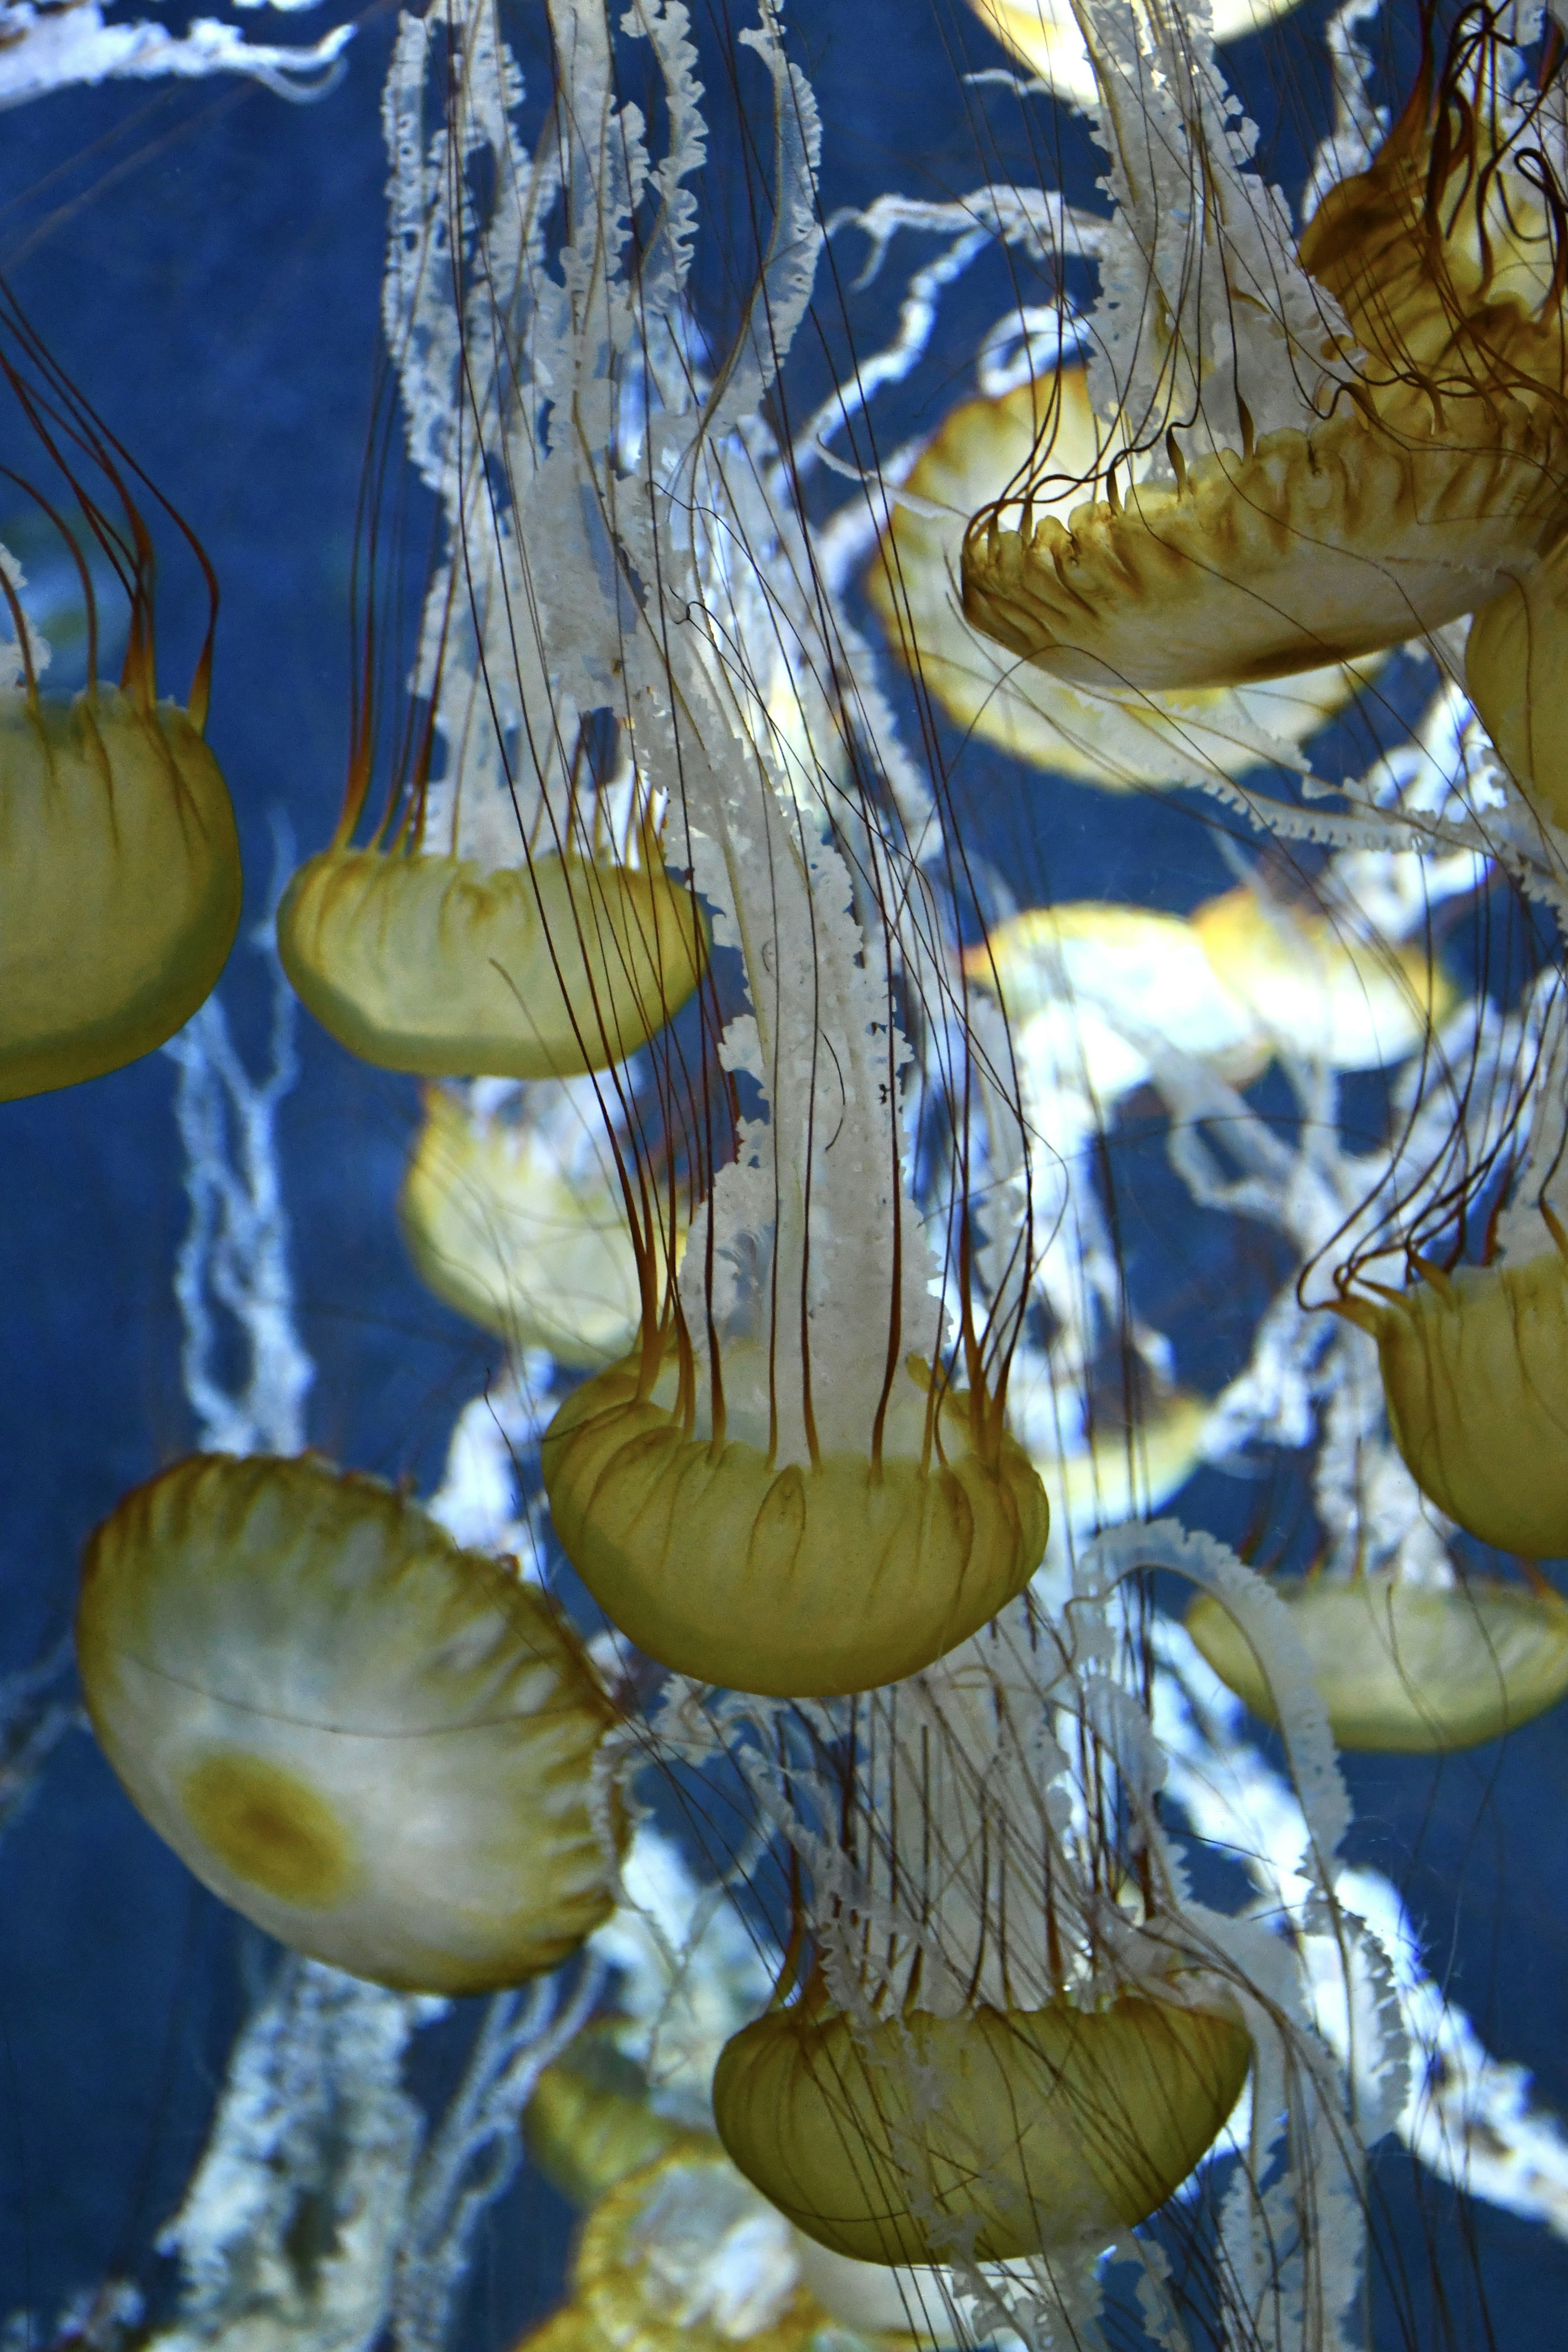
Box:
left=5, top=0, right=1568, bottom=2345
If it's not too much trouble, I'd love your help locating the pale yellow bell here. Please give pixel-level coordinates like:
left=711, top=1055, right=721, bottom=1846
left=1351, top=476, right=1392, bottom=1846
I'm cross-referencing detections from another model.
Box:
left=77, top=1451, right=620, bottom=1992
left=400, top=1087, right=667, bottom=1368
left=1187, top=1570, right=1568, bottom=1751
left=967, top=0, right=1310, bottom=112
left=713, top=1984, right=1251, bottom=2265
left=869, top=375, right=1361, bottom=789
left=1192, top=887, right=1454, bottom=1072
left=526, top=2032, right=699, bottom=2208
left=0, top=686, right=240, bottom=1099
left=541, top=1345, right=1049, bottom=1697
left=1338, top=1247, right=1568, bottom=1558
left=1465, top=535, right=1568, bottom=830
left=277, top=847, right=707, bottom=1080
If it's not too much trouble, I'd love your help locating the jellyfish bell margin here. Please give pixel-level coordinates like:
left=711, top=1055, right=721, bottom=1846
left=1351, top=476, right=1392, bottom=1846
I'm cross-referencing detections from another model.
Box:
left=75, top=1449, right=624, bottom=1996
left=0, top=284, right=241, bottom=1100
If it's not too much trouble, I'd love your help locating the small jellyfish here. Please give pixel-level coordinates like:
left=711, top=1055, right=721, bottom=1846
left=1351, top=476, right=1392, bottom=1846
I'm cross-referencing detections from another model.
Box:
left=76, top=1451, right=621, bottom=1992
left=966, top=0, right=1308, bottom=113
left=1464, top=532, right=1568, bottom=829
left=401, top=1084, right=673, bottom=1369
left=526, top=2028, right=699, bottom=2208
left=0, top=305, right=240, bottom=1099
left=1190, top=884, right=1454, bottom=1072
left=868, top=372, right=1363, bottom=790
left=714, top=1975, right=1250, bottom=2265
left=1186, top=1568, right=1568, bottom=1751
left=960, top=16, right=1568, bottom=696
left=1334, top=1235, right=1568, bottom=1561
left=542, top=1343, right=1048, bottom=1698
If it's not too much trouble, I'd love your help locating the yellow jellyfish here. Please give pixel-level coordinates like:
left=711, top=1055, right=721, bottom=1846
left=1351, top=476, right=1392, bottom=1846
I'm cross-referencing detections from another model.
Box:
left=76, top=1450, right=620, bottom=1993
left=278, top=831, right=708, bottom=1083
left=541, top=1342, right=1048, bottom=1698
left=1190, top=885, right=1455, bottom=1072
left=715, top=1974, right=1250, bottom=2265
left=401, top=1084, right=674, bottom=1369
left=966, top=0, right=1308, bottom=113
left=0, top=329, right=241, bottom=1100
left=570, top=2146, right=833, bottom=2352
left=1333, top=1237, right=1568, bottom=1560
left=869, top=373, right=1363, bottom=788
left=1464, top=531, right=1568, bottom=831
left=526, top=2030, right=699, bottom=2208
left=960, top=29, right=1568, bottom=696
left=1186, top=1569, right=1568, bottom=1751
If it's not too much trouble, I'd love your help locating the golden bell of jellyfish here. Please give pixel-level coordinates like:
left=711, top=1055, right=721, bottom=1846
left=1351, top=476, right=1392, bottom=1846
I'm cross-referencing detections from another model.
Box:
left=276, top=846, right=708, bottom=1082
left=1191, top=886, right=1455, bottom=1073
left=0, top=685, right=241, bottom=1100
left=1334, top=1241, right=1568, bottom=1559
left=526, top=2030, right=699, bottom=2208
left=713, top=1978, right=1252, bottom=2265
left=570, top=2146, right=834, bottom=2352
left=541, top=1344, right=1049, bottom=1698
left=967, top=0, right=1309, bottom=113
left=1465, top=533, right=1568, bottom=831
left=400, top=1086, right=673, bottom=1369
left=960, top=62, right=1568, bottom=695
left=868, top=375, right=1363, bottom=790
left=1186, top=1570, right=1568, bottom=1752
left=76, top=1450, right=620, bottom=1993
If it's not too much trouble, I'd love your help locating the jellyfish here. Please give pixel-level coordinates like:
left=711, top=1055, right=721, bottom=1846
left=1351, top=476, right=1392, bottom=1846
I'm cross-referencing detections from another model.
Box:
left=966, top=0, right=1309, bottom=113
left=401, top=1081, right=675, bottom=1369
left=0, top=291, right=241, bottom=1099
left=1186, top=1566, right=1568, bottom=1751
left=867, top=369, right=1365, bottom=792
left=706, top=1603, right=1259, bottom=2272
left=76, top=1450, right=621, bottom=1993
left=960, top=2, right=1568, bottom=699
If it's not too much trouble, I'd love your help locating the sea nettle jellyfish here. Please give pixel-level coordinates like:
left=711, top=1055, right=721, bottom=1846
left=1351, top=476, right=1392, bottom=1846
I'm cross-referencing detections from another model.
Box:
left=363, top=0, right=1049, bottom=1700
left=0, top=283, right=240, bottom=1098
left=76, top=1452, right=621, bottom=1993
left=960, top=0, right=1568, bottom=699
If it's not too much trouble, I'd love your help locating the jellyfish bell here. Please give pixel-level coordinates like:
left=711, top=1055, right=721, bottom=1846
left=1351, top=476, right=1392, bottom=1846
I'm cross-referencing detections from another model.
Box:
left=965, top=0, right=1310, bottom=114
left=1191, top=883, right=1455, bottom=1072
left=868, top=372, right=1363, bottom=791
left=541, top=1339, right=1048, bottom=1699
left=277, top=837, right=708, bottom=1082
left=713, top=1972, right=1251, bottom=2266
left=401, top=1082, right=675, bottom=1369
left=960, top=16, right=1568, bottom=697
left=0, top=300, right=240, bottom=1100
left=1331, top=1238, right=1568, bottom=1561
left=1187, top=1569, right=1568, bottom=1752
left=1464, top=531, right=1568, bottom=830
left=76, top=1450, right=621, bottom=1993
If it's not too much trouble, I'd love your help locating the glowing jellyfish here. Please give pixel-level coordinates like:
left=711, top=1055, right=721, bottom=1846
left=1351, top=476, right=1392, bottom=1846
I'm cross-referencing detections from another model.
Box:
left=1334, top=1240, right=1568, bottom=1559
left=542, top=1342, right=1048, bottom=1698
left=401, top=1085, right=670, bottom=1369
left=0, top=319, right=240, bottom=1100
left=715, top=1976, right=1250, bottom=2264
left=278, top=837, right=708, bottom=1082
left=966, top=0, right=1308, bottom=112
left=960, top=24, right=1568, bottom=696
left=869, top=374, right=1363, bottom=789
left=76, top=1450, right=620, bottom=1992
left=1190, top=885, right=1454, bottom=1072
left=1187, top=1570, right=1568, bottom=1751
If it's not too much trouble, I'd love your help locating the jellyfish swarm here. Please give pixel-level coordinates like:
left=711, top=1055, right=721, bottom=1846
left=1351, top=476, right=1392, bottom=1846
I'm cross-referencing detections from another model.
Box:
left=76, top=1451, right=620, bottom=1993
left=0, top=284, right=239, bottom=1098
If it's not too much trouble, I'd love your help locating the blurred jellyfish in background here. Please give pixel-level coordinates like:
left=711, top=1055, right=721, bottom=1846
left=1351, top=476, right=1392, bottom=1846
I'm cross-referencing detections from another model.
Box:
left=11, top=0, right=1568, bottom=2349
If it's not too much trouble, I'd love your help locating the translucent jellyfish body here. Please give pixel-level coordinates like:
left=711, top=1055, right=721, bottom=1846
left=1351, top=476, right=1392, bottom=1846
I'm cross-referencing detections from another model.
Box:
left=961, top=68, right=1568, bottom=695
left=541, top=1344, right=1049, bottom=1697
left=967, top=0, right=1306, bottom=111
left=1187, top=1571, right=1568, bottom=1751
left=401, top=1086, right=666, bottom=1368
left=526, top=2029, right=697, bottom=2207
left=1465, top=534, right=1568, bottom=829
left=76, top=1451, right=619, bottom=1991
left=1191, top=887, right=1454, bottom=1071
left=713, top=1981, right=1251, bottom=2264
left=571, top=2146, right=830, bottom=2352
left=1338, top=1247, right=1568, bottom=1558
left=869, top=375, right=1360, bottom=789
left=0, top=686, right=241, bottom=1098
left=277, top=847, right=707, bottom=1080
